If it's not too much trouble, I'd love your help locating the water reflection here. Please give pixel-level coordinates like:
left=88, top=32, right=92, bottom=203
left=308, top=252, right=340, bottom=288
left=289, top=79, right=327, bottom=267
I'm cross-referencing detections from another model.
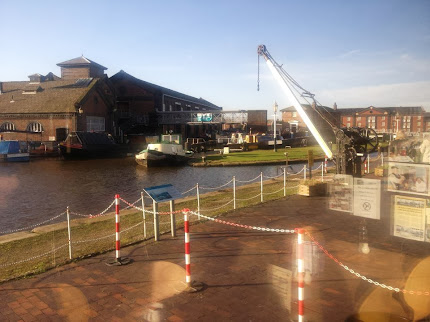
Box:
left=0, top=158, right=322, bottom=231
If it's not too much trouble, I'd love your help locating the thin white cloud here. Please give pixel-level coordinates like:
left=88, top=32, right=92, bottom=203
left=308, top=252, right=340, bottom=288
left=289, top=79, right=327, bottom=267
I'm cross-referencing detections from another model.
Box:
left=339, top=49, right=360, bottom=58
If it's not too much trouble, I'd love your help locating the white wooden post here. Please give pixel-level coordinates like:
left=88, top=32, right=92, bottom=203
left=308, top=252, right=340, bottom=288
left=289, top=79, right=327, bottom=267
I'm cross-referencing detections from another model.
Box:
left=141, top=191, right=146, bottom=239
left=66, top=206, right=72, bottom=260
left=304, top=165, right=307, bottom=180
left=196, top=183, right=200, bottom=220
left=283, top=167, right=286, bottom=197
left=321, top=162, right=324, bottom=182
left=170, top=200, right=176, bottom=237
left=260, top=172, right=263, bottom=203
left=153, top=200, right=159, bottom=241
left=233, top=176, right=236, bottom=209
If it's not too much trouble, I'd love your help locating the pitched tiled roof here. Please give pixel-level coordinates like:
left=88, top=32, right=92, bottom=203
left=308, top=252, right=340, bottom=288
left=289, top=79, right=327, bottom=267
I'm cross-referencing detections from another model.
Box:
left=110, top=70, right=221, bottom=110
left=57, top=56, right=107, bottom=70
left=0, top=79, right=98, bottom=114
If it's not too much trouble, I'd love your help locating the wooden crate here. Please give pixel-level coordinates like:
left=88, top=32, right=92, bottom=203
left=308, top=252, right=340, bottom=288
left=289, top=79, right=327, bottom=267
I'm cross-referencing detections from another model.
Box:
left=298, top=183, right=327, bottom=197
left=374, top=167, right=387, bottom=177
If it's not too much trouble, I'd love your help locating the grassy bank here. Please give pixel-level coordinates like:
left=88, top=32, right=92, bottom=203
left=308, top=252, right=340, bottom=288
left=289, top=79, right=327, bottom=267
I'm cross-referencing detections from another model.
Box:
left=192, top=145, right=326, bottom=166
left=0, top=175, right=305, bottom=282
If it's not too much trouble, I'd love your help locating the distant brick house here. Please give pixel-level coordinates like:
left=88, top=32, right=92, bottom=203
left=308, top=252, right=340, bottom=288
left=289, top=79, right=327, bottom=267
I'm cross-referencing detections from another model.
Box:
left=337, top=106, right=425, bottom=134
left=280, top=103, right=426, bottom=138
left=0, top=56, right=115, bottom=144
left=280, top=103, right=336, bottom=141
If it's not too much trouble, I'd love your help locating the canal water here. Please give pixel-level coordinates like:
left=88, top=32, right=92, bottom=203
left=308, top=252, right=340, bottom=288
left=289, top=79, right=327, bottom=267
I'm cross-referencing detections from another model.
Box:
left=0, top=158, right=320, bottom=232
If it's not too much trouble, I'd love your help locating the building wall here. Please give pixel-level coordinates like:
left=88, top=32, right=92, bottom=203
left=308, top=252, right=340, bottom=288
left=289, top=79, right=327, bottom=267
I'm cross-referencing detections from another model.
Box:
left=61, top=67, right=91, bottom=80
left=0, top=115, right=75, bottom=142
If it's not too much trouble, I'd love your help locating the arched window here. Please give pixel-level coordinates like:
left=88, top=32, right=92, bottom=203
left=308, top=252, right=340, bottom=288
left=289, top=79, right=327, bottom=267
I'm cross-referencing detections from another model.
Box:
left=26, top=122, right=43, bottom=133
left=0, top=122, right=16, bottom=131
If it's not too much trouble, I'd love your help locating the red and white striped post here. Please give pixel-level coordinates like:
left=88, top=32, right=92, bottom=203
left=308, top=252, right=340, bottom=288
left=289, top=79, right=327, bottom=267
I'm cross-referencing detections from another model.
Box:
left=115, top=194, right=122, bottom=262
left=297, top=228, right=305, bottom=322
left=183, top=209, right=191, bottom=285
left=324, top=155, right=328, bottom=174
left=364, top=158, right=368, bottom=174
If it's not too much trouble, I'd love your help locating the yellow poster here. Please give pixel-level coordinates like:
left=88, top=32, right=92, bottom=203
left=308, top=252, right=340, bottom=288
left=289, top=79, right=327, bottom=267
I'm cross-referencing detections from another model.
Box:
left=393, top=196, right=426, bottom=241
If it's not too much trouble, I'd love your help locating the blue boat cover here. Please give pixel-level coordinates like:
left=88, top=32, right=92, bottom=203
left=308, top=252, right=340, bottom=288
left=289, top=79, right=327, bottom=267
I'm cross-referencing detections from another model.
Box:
left=0, top=141, right=20, bottom=154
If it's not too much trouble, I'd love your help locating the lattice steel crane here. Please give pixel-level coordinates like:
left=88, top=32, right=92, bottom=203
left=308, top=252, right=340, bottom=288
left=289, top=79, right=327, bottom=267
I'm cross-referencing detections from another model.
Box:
left=257, top=44, right=378, bottom=177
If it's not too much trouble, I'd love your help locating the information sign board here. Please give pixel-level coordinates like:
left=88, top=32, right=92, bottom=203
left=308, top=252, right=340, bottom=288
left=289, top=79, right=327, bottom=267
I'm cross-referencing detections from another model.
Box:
left=353, top=178, right=381, bottom=219
left=143, top=184, right=182, bottom=203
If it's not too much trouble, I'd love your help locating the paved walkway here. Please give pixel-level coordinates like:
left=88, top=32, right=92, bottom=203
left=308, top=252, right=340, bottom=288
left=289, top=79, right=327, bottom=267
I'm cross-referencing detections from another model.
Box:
left=1, top=194, right=429, bottom=321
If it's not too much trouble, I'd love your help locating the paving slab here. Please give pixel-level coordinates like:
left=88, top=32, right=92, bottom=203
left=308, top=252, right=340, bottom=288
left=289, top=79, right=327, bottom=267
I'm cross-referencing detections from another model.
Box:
left=0, top=194, right=429, bottom=321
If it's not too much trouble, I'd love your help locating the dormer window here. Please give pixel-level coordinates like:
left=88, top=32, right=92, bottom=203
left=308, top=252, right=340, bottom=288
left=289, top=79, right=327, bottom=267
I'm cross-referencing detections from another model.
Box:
left=22, top=84, right=43, bottom=94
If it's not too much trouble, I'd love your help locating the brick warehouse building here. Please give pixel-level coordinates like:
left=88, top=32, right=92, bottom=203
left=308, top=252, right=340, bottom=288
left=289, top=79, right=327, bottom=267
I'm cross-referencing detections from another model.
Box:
left=0, top=56, right=115, bottom=144
left=281, top=103, right=428, bottom=137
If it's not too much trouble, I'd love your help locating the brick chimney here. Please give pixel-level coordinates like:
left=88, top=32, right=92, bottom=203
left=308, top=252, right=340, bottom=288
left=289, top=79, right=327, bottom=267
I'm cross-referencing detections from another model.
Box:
left=333, top=102, right=338, bottom=110
left=0, top=82, right=3, bottom=95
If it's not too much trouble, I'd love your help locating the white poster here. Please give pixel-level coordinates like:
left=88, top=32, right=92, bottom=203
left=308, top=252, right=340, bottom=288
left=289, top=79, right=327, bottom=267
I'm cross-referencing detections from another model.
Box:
left=353, top=178, right=381, bottom=220
left=329, top=174, right=354, bottom=213
left=393, top=196, right=426, bottom=241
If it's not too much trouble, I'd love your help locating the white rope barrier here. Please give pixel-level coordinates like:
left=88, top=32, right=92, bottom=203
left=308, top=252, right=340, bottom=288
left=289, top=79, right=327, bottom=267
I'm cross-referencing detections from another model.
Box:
left=190, top=210, right=296, bottom=233
left=236, top=193, right=262, bottom=202
left=72, top=233, right=116, bottom=245
left=0, top=212, right=66, bottom=235
left=181, top=185, right=197, bottom=195
left=236, top=174, right=262, bottom=183
left=200, top=199, right=234, bottom=212
left=263, top=173, right=284, bottom=179
left=262, top=186, right=285, bottom=196
left=0, top=243, right=69, bottom=267
left=199, top=179, right=233, bottom=190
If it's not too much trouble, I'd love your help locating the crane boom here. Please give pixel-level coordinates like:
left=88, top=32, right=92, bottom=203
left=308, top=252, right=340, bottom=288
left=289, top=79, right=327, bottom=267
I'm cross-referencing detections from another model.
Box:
left=257, top=44, right=333, bottom=159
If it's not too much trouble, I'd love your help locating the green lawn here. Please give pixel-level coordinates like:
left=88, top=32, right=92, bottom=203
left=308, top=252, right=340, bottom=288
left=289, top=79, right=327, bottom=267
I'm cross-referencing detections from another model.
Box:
left=201, top=145, right=326, bottom=165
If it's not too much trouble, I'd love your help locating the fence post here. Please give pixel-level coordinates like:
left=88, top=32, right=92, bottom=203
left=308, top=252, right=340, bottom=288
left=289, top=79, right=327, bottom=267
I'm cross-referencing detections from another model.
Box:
left=170, top=200, right=176, bottom=237
left=260, top=172, right=263, bottom=203
left=321, top=162, right=324, bottom=182
left=115, top=194, right=121, bottom=262
left=304, top=165, right=307, bottom=180
left=297, top=228, right=305, bottom=322
left=141, top=192, right=147, bottom=239
left=283, top=167, right=286, bottom=197
left=367, top=155, right=370, bottom=174
left=196, top=183, right=200, bottom=220
left=66, top=206, right=72, bottom=260
left=153, top=200, right=159, bottom=241
left=233, top=176, right=236, bottom=210
left=184, top=209, right=191, bottom=286
left=381, top=151, right=384, bottom=166
left=324, top=155, right=328, bottom=174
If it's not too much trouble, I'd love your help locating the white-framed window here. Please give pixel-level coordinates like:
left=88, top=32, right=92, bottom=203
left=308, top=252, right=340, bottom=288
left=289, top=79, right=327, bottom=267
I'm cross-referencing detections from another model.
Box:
left=347, top=116, right=351, bottom=121
left=0, top=122, right=16, bottom=131
left=418, top=116, right=421, bottom=120
left=86, top=116, right=105, bottom=132
left=292, top=112, right=297, bottom=117
left=358, top=122, right=362, bottom=127
left=382, top=116, right=385, bottom=121
left=382, top=122, right=385, bottom=127
left=357, top=116, right=361, bottom=121
left=26, top=122, right=43, bottom=133
left=347, top=123, right=351, bottom=127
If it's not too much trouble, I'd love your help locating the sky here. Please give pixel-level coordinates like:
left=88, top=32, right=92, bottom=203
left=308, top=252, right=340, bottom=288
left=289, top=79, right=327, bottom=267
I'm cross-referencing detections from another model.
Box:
left=1, top=0, right=429, bottom=112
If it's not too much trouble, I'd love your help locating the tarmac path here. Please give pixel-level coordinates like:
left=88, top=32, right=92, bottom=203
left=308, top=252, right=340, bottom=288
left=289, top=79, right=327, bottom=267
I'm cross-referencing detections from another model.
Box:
left=0, top=194, right=429, bottom=321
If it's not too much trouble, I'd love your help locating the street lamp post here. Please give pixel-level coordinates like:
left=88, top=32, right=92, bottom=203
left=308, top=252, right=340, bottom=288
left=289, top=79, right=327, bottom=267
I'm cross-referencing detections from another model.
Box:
left=274, top=101, right=278, bottom=152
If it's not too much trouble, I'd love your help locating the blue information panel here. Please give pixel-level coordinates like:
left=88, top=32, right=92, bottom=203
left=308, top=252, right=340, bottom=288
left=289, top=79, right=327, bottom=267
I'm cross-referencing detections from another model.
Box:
left=143, top=184, right=182, bottom=203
